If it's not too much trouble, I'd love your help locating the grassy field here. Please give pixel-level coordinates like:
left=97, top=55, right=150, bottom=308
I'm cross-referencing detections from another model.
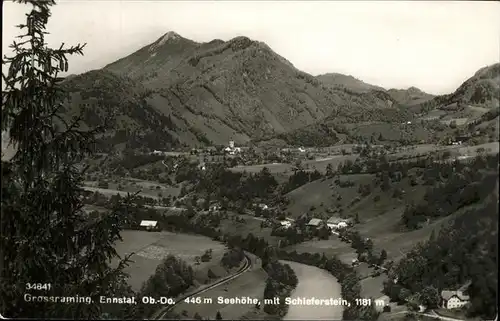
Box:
left=172, top=253, right=268, bottom=320
left=230, top=163, right=293, bottom=174
left=83, top=178, right=181, bottom=199
left=360, top=274, right=388, bottom=299
left=284, top=173, right=373, bottom=219
left=280, top=167, right=445, bottom=303
left=345, top=122, right=433, bottom=142
left=229, top=155, right=359, bottom=175
left=82, top=185, right=157, bottom=199
left=229, top=141, right=496, bottom=178
left=200, top=211, right=282, bottom=247
left=286, top=236, right=354, bottom=262
left=114, top=230, right=228, bottom=291
left=82, top=204, right=108, bottom=213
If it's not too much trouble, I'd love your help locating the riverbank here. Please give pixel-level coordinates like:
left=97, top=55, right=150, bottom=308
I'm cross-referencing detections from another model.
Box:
left=277, top=250, right=380, bottom=320
left=281, top=260, right=343, bottom=320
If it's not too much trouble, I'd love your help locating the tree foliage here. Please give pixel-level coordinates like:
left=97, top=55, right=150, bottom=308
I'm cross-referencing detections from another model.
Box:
left=1, top=1, right=133, bottom=318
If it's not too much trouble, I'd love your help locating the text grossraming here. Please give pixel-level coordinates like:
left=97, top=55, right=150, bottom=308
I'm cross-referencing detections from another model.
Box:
left=24, top=294, right=92, bottom=304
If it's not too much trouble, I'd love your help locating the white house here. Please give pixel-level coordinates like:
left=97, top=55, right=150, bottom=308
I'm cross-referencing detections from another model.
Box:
left=152, top=150, right=164, bottom=156
left=209, top=204, right=221, bottom=212
left=441, top=289, right=470, bottom=309
left=140, top=220, right=159, bottom=231
left=258, top=203, right=269, bottom=210
left=280, top=220, right=292, bottom=228
left=327, top=216, right=349, bottom=230
left=298, top=147, right=306, bottom=153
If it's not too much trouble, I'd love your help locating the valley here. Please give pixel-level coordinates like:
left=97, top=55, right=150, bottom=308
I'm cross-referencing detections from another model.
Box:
left=2, top=2, right=498, bottom=320
left=79, top=137, right=497, bottom=320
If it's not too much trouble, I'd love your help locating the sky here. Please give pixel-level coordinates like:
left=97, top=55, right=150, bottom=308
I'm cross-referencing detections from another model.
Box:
left=2, top=0, right=499, bottom=95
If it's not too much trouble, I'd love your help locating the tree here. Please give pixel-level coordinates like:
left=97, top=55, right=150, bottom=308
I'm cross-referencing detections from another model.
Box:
left=381, top=172, right=391, bottom=191
left=215, top=311, right=223, bottom=320
left=194, top=312, right=202, bottom=320
left=326, top=163, right=334, bottom=177
left=379, top=249, right=388, bottom=266
left=207, top=269, right=217, bottom=279
left=418, top=285, right=440, bottom=309
left=398, top=287, right=412, bottom=303
left=292, top=160, right=303, bottom=173
left=1, top=1, right=133, bottom=318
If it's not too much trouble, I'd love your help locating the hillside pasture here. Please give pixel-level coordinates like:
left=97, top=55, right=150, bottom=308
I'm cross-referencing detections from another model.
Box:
left=114, top=230, right=228, bottom=291
left=230, top=162, right=292, bottom=174
left=229, top=154, right=358, bottom=176
left=285, top=236, right=354, bottom=264
left=284, top=173, right=373, bottom=219
left=83, top=178, right=181, bottom=199
left=344, top=122, right=432, bottom=142
left=303, top=154, right=358, bottom=173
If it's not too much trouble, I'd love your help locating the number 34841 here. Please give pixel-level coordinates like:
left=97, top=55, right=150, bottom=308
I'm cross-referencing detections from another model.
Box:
left=26, top=283, right=52, bottom=291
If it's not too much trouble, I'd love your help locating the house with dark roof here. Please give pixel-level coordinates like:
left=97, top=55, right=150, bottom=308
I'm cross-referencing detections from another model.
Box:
left=327, top=216, right=349, bottom=230
left=306, top=218, right=326, bottom=229
left=441, top=282, right=471, bottom=309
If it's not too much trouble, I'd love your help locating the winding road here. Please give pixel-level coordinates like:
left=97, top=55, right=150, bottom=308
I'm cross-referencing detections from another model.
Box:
left=154, top=254, right=252, bottom=319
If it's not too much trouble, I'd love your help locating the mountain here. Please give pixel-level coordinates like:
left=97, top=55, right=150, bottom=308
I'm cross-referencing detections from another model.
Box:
left=61, top=70, right=186, bottom=152
left=316, top=73, right=385, bottom=93
left=59, top=32, right=401, bottom=149
left=386, top=86, right=434, bottom=106
left=269, top=64, right=499, bottom=146
left=103, top=33, right=338, bottom=143
left=414, top=63, right=500, bottom=114
left=448, top=63, right=500, bottom=108
left=316, top=73, right=434, bottom=107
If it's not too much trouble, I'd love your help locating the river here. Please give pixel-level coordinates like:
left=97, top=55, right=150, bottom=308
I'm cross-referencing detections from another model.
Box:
left=281, top=260, right=343, bottom=320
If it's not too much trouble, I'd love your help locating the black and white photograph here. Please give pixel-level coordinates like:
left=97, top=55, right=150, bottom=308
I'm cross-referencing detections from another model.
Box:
left=1, top=0, right=499, bottom=320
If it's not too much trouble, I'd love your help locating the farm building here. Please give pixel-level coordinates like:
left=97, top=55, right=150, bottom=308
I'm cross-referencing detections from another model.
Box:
left=343, top=217, right=355, bottom=226
left=280, top=220, right=292, bottom=228
left=306, top=218, right=326, bottom=229
left=440, top=281, right=471, bottom=309
left=139, top=220, right=160, bottom=232
left=441, top=290, right=470, bottom=309
left=209, top=203, right=221, bottom=212
left=257, top=203, right=269, bottom=210
left=327, top=216, right=349, bottom=230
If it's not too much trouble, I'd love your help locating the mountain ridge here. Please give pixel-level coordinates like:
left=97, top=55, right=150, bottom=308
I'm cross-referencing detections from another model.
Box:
left=266, top=63, right=499, bottom=146
left=65, top=32, right=399, bottom=148
left=61, top=31, right=497, bottom=150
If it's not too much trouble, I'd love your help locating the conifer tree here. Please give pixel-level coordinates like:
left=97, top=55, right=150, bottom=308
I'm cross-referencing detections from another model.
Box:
left=1, top=0, right=133, bottom=318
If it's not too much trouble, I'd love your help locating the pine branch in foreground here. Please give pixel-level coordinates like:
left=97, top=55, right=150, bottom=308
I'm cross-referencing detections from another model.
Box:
left=1, top=1, right=135, bottom=319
